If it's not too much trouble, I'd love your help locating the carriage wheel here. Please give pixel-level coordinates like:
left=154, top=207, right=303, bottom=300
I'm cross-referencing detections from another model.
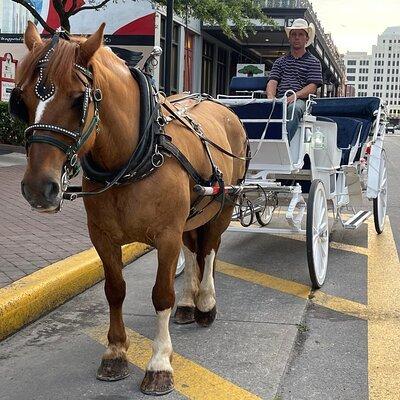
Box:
left=306, top=180, right=329, bottom=289
left=373, top=149, right=388, bottom=234
left=255, top=206, right=274, bottom=226
left=239, top=198, right=254, bottom=227
left=175, top=248, right=185, bottom=277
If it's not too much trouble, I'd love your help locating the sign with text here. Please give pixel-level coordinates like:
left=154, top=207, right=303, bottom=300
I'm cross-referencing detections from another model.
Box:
left=0, top=53, right=17, bottom=101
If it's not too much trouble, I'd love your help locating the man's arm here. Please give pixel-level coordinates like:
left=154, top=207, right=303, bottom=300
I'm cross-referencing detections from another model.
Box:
left=287, top=83, right=317, bottom=104
left=266, top=79, right=278, bottom=99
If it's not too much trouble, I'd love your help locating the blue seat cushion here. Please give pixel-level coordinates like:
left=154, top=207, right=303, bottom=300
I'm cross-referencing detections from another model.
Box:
left=312, top=97, right=381, bottom=122
left=230, top=102, right=284, bottom=140
left=230, top=76, right=269, bottom=92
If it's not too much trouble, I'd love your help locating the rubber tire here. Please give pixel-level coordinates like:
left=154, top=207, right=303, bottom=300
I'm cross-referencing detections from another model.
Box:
left=306, top=179, right=329, bottom=289
left=239, top=199, right=254, bottom=227
left=255, top=206, right=274, bottom=226
left=373, top=149, right=387, bottom=235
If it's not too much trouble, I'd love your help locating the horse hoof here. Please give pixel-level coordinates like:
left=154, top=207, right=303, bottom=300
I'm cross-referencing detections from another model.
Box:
left=174, top=306, right=195, bottom=324
left=96, top=357, right=130, bottom=381
left=140, top=370, right=174, bottom=396
left=194, top=305, right=217, bottom=327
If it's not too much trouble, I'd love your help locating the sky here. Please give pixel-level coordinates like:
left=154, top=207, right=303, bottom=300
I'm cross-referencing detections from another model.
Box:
left=311, top=0, right=400, bottom=54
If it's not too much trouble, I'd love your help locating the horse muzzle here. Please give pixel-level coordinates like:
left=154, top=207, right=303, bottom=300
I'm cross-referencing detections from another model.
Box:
left=21, top=178, right=63, bottom=213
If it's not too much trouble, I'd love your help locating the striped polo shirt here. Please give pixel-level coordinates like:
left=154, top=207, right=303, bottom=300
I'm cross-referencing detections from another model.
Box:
left=268, top=52, right=323, bottom=98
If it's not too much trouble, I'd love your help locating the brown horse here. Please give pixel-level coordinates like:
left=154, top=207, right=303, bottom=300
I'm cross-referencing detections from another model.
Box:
left=17, top=22, right=247, bottom=395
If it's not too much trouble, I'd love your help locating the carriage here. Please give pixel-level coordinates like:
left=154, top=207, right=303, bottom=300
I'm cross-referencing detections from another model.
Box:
left=192, top=76, right=387, bottom=289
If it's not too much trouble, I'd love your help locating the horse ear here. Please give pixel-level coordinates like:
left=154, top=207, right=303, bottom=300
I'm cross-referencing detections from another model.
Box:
left=24, top=21, right=43, bottom=51
left=79, top=23, right=106, bottom=64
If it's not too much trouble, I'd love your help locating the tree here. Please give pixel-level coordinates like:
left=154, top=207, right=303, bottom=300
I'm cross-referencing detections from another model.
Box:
left=238, top=65, right=263, bottom=77
left=12, top=0, right=271, bottom=38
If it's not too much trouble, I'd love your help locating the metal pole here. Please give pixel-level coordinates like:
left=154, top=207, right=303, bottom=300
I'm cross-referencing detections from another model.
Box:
left=165, top=0, right=174, bottom=96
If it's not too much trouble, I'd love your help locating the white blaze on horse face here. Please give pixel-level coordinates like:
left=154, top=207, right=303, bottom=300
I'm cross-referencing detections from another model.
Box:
left=34, top=95, right=55, bottom=123
left=147, top=308, right=173, bottom=372
left=196, top=249, right=216, bottom=312
left=177, top=246, right=200, bottom=308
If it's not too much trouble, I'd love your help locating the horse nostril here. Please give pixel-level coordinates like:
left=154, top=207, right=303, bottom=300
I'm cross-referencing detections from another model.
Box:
left=43, top=180, right=60, bottom=201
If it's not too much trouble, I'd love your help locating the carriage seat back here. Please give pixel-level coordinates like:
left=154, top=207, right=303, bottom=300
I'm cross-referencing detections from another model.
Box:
left=229, top=76, right=269, bottom=93
left=230, top=101, right=284, bottom=140
left=312, top=97, right=381, bottom=122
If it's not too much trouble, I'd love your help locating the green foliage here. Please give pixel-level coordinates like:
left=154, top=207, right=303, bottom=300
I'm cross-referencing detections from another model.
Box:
left=0, top=102, right=26, bottom=146
left=155, top=0, right=272, bottom=38
left=238, top=65, right=264, bottom=76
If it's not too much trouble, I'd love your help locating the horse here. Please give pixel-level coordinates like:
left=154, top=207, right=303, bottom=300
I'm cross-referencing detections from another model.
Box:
left=14, top=21, right=248, bottom=395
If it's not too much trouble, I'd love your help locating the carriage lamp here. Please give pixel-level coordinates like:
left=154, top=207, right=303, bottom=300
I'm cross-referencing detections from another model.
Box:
left=312, top=127, right=327, bottom=149
left=305, top=127, right=313, bottom=143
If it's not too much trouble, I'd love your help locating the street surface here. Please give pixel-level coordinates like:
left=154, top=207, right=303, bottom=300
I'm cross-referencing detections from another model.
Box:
left=1, top=136, right=400, bottom=399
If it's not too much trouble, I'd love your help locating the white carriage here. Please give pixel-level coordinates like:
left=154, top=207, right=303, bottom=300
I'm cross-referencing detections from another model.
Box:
left=212, top=76, right=388, bottom=288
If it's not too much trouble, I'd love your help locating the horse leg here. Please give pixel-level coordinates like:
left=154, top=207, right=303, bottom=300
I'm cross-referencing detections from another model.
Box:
left=174, top=231, right=200, bottom=324
left=140, top=234, right=180, bottom=396
left=194, top=207, right=234, bottom=327
left=91, top=229, right=130, bottom=381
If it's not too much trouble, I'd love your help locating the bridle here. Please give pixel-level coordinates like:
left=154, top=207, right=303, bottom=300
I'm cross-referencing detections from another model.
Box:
left=21, top=33, right=102, bottom=187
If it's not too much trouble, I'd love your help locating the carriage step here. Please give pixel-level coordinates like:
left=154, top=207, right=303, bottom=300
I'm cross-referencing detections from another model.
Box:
left=343, top=210, right=372, bottom=229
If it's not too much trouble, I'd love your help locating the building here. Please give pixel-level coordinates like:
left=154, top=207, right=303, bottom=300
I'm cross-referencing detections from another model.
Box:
left=0, top=0, right=34, bottom=34
left=0, top=0, right=344, bottom=99
left=371, top=27, right=400, bottom=120
left=343, top=52, right=372, bottom=97
left=344, top=27, right=400, bottom=121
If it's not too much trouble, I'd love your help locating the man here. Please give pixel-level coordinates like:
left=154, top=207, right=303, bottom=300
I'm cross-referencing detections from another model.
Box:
left=266, top=18, right=323, bottom=142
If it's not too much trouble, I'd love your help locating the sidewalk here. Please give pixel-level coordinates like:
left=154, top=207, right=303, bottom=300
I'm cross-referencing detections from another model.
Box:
left=0, top=145, right=92, bottom=288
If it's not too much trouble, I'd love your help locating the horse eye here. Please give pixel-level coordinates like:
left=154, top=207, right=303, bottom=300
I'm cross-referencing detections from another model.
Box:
left=72, top=94, right=84, bottom=109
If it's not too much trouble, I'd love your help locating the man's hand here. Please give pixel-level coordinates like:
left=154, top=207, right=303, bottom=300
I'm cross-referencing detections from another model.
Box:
left=287, top=94, right=296, bottom=104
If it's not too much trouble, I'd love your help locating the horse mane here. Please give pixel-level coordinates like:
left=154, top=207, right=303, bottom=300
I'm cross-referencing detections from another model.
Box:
left=17, top=35, right=125, bottom=91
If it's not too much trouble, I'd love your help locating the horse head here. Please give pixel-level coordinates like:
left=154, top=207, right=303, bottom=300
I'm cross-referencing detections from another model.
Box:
left=16, top=22, right=105, bottom=212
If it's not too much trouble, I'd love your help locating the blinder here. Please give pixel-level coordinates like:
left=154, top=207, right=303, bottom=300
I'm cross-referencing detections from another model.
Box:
left=19, top=32, right=102, bottom=182
left=9, top=87, right=29, bottom=124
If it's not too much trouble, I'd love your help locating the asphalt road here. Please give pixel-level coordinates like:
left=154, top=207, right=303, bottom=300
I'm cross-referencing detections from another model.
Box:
left=1, top=136, right=400, bottom=400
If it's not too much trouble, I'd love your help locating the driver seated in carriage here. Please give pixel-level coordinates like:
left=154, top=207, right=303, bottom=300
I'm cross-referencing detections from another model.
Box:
left=266, top=18, right=323, bottom=142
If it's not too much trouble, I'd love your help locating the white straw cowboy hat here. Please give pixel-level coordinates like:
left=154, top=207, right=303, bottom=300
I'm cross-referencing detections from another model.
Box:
left=285, top=18, right=315, bottom=47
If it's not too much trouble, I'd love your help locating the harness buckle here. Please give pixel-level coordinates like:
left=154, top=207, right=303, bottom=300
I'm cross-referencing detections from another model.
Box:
left=61, top=169, right=69, bottom=192
left=151, top=144, right=165, bottom=168
left=93, top=88, right=103, bottom=102
left=157, top=116, right=166, bottom=127
left=70, top=153, right=78, bottom=167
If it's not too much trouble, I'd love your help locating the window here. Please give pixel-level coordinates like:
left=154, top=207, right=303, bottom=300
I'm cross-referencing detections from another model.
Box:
left=347, top=76, right=355, bottom=81
left=347, top=68, right=356, bottom=73
left=201, top=41, right=214, bottom=94
left=183, top=31, right=195, bottom=93
left=159, top=18, right=180, bottom=94
left=347, top=60, right=356, bottom=65
left=216, top=48, right=228, bottom=95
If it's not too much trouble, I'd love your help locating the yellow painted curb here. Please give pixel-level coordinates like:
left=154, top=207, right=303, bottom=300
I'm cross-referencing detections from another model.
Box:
left=0, top=242, right=151, bottom=341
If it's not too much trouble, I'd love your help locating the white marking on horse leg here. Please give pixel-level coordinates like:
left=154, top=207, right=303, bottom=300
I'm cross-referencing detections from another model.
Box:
left=34, top=95, right=54, bottom=123
left=196, top=249, right=216, bottom=312
left=177, top=246, right=200, bottom=308
left=147, top=308, right=173, bottom=372
left=103, top=340, right=130, bottom=360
